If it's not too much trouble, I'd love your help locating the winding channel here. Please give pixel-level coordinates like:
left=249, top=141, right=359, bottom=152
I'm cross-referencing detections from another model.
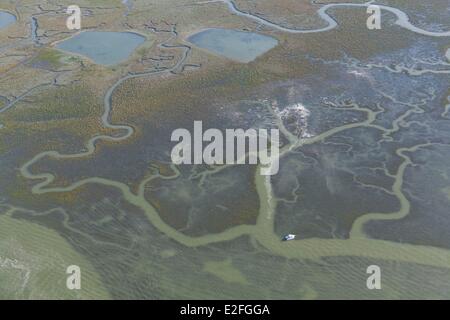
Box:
left=17, top=1, right=450, bottom=268
left=199, top=0, right=450, bottom=37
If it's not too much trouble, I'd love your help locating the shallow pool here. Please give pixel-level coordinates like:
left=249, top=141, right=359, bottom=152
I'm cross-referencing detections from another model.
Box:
left=187, top=28, right=278, bottom=63
left=56, top=31, right=145, bottom=66
left=0, top=11, right=16, bottom=30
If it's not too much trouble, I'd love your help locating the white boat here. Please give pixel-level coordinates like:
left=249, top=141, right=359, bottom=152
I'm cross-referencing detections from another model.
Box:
left=282, top=234, right=296, bottom=241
